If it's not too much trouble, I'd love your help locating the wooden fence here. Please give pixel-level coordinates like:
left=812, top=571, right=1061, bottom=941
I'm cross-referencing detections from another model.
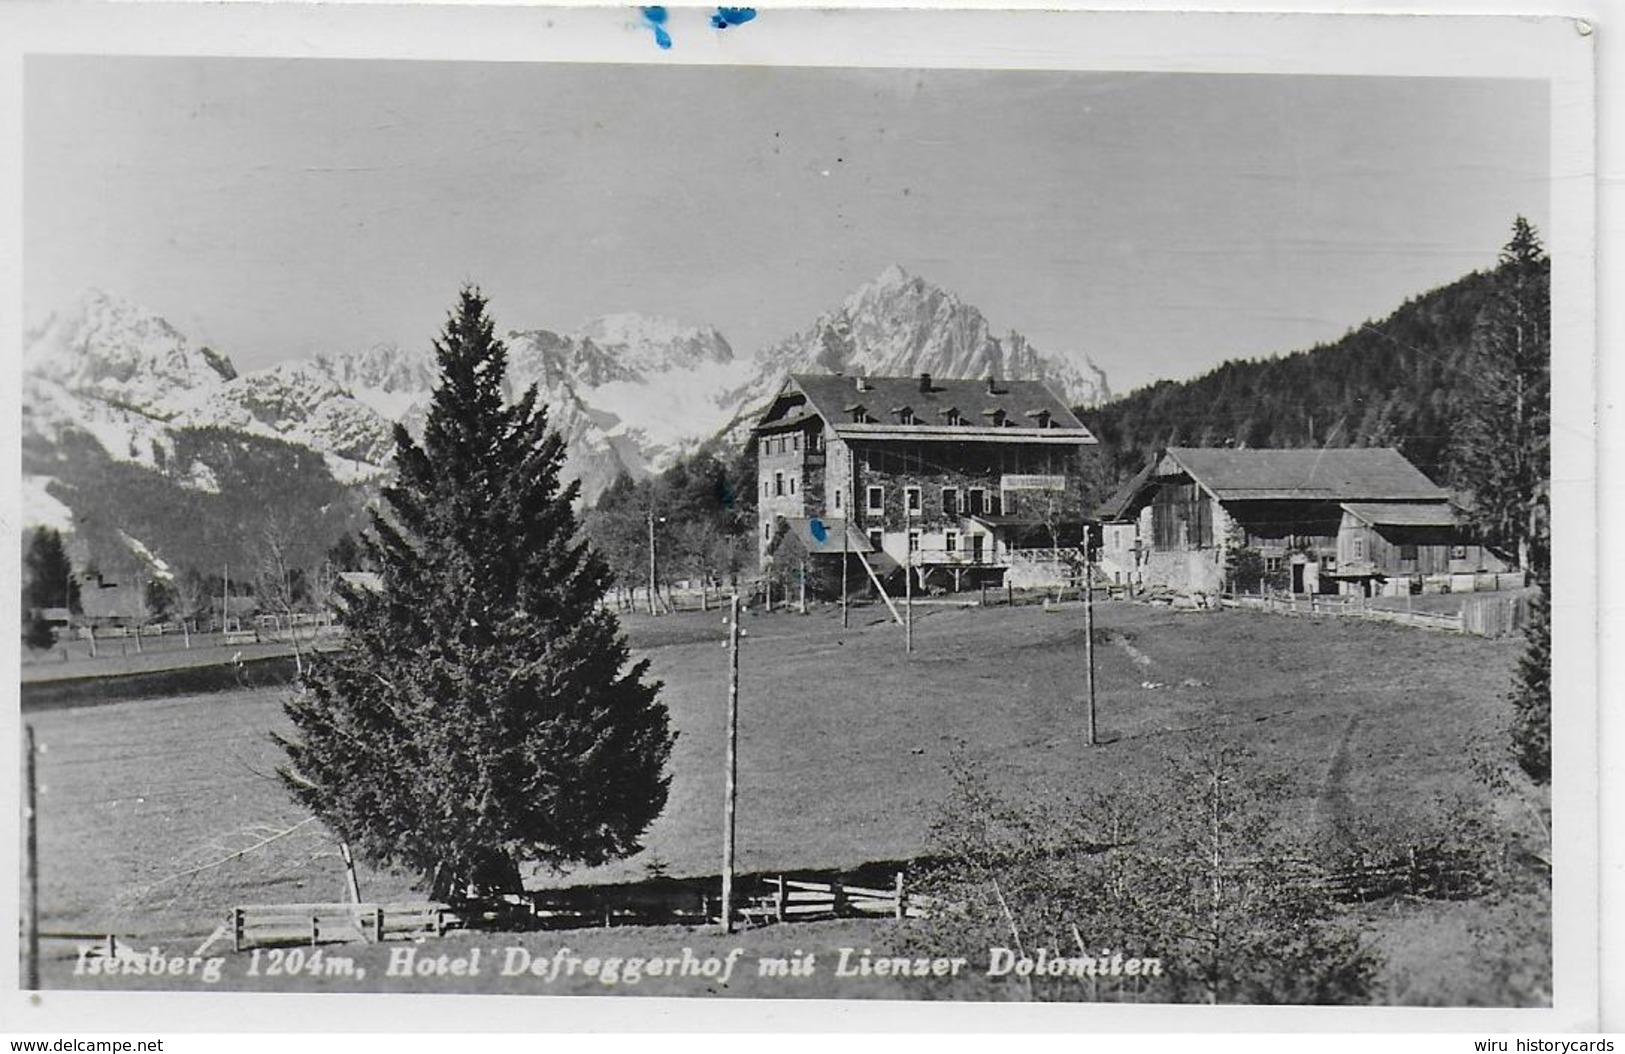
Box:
left=739, top=874, right=937, bottom=926
left=228, top=901, right=458, bottom=951
left=224, top=869, right=936, bottom=950
left=1222, top=590, right=1532, bottom=638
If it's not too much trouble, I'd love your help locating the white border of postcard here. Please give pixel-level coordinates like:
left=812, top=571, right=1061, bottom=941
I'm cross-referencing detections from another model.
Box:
left=0, top=0, right=1602, bottom=1035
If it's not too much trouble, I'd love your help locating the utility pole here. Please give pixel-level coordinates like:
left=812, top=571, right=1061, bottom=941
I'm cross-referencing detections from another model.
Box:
left=1084, top=547, right=1098, bottom=747
left=798, top=559, right=807, bottom=615
left=721, top=594, right=741, bottom=933
left=842, top=464, right=853, bottom=629
left=646, top=509, right=659, bottom=616
left=222, top=561, right=230, bottom=634
left=904, top=545, right=914, bottom=654
left=23, top=724, right=39, bottom=991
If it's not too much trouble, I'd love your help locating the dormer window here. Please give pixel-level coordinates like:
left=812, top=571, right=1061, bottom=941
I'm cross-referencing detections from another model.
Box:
left=891, top=405, right=915, bottom=425
left=1025, top=409, right=1052, bottom=428
left=844, top=403, right=869, bottom=423
left=937, top=406, right=963, bottom=427
left=982, top=408, right=1007, bottom=427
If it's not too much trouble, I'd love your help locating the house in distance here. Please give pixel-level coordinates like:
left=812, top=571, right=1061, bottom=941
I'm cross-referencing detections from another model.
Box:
left=752, top=372, right=1099, bottom=594
left=1095, top=446, right=1520, bottom=598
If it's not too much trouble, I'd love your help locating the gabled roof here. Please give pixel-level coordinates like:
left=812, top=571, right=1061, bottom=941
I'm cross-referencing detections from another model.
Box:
left=1095, top=458, right=1157, bottom=521
left=758, top=373, right=1095, bottom=445
left=1165, top=447, right=1447, bottom=502
left=1340, top=502, right=1460, bottom=529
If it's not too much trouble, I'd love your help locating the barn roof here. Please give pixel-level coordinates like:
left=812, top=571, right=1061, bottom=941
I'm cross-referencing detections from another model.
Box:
left=756, top=374, right=1095, bottom=444
left=1165, top=447, right=1447, bottom=502
left=1094, top=458, right=1157, bottom=521
left=1340, top=502, right=1460, bottom=528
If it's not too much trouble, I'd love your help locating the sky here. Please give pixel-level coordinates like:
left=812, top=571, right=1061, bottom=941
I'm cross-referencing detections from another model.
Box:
left=23, top=57, right=1549, bottom=394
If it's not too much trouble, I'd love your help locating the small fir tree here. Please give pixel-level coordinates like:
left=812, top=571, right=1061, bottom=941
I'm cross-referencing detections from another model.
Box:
left=277, top=288, right=674, bottom=898
left=23, top=527, right=79, bottom=613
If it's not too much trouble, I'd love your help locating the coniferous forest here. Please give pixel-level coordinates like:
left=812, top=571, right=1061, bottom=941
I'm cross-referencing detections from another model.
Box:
left=1078, top=266, right=1522, bottom=490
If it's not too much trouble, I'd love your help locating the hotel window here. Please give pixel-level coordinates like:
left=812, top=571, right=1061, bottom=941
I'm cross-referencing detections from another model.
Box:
left=789, top=477, right=797, bottom=495
left=986, top=493, right=1002, bottom=516
left=764, top=524, right=773, bottom=541
left=898, top=408, right=915, bottom=425
left=791, top=434, right=800, bottom=452
left=967, top=488, right=985, bottom=515
left=945, top=531, right=958, bottom=554
left=866, top=486, right=884, bottom=513
left=942, top=487, right=959, bottom=516
left=834, top=489, right=843, bottom=511
left=774, top=471, right=784, bottom=497
left=908, top=530, right=921, bottom=553
left=868, top=529, right=884, bottom=551
left=905, top=486, right=921, bottom=515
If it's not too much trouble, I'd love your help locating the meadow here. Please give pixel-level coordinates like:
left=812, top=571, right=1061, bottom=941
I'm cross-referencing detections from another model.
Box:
left=26, top=599, right=1540, bottom=1002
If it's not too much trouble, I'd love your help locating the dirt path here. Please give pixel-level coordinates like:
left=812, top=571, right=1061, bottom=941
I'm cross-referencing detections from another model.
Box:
left=1311, top=713, right=1362, bottom=849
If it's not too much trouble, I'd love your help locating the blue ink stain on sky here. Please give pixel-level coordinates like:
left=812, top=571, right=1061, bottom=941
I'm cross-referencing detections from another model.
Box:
left=710, top=7, right=757, bottom=29
left=640, top=7, right=671, bottom=49
left=809, top=518, right=828, bottom=543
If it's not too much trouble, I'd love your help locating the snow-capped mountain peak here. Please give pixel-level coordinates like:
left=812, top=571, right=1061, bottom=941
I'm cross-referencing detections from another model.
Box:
left=725, top=266, right=1111, bottom=434
left=26, top=288, right=238, bottom=406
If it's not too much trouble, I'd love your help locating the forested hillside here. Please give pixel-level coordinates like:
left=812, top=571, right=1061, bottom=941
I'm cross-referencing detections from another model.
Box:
left=25, top=426, right=371, bottom=583
left=1079, top=266, right=1522, bottom=489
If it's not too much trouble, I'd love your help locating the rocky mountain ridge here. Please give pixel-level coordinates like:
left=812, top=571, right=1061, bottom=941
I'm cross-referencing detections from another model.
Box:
left=22, top=272, right=1112, bottom=576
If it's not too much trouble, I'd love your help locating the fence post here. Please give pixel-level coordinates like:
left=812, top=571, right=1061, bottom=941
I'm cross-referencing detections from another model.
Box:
left=894, top=871, right=906, bottom=920
left=373, top=906, right=385, bottom=944
left=831, top=878, right=846, bottom=918
left=775, top=876, right=786, bottom=924
left=310, top=914, right=320, bottom=947
left=233, top=908, right=245, bottom=953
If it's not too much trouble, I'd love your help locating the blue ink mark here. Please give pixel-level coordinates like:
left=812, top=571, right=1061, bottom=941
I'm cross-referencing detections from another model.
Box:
left=716, top=478, right=736, bottom=510
left=640, top=6, right=672, bottom=48
left=710, top=7, right=757, bottom=29
left=809, top=518, right=828, bottom=543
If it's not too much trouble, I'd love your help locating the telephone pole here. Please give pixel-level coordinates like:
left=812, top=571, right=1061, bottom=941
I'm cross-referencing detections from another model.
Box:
left=904, top=546, right=914, bottom=654
left=23, top=724, right=39, bottom=991
left=646, top=509, right=659, bottom=616
left=1084, top=548, right=1098, bottom=747
left=842, top=465, right=853, bottom=629
left=721, top=594, right=741, bottom=932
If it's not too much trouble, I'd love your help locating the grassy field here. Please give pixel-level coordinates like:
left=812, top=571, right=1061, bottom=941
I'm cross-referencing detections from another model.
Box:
left=27, top=600, right=1536, bottom=1001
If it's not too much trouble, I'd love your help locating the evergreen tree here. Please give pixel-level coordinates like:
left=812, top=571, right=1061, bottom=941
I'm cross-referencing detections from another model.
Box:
left=276, top=288, right=674, bottom=898
left=1450, top=218, right=1551, bottom=784
left=1451, top=216, right=1550, bottom=575
left=23, top=527, right=78, bottom=613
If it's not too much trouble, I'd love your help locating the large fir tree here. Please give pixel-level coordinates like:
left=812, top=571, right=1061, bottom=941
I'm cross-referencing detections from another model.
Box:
left=1451, top=216, right=1551, bottom=574
left=1450, top=217, right=1551, bottom=784
left=277, top=287, right=674, bottom=898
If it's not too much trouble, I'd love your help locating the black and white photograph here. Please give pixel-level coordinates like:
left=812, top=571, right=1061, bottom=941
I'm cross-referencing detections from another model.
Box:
left=2, top=2, right=1602, bottom=1035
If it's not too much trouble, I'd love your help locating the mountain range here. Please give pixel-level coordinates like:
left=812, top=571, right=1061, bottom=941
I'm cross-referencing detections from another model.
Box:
left=21, top=268, right=1110, bottom=580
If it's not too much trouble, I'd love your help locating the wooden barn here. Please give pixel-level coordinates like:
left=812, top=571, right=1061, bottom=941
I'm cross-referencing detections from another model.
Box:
left=1334, top=502, right=1518, bottom=597
left=1096, top=446, right=1520, bottom=597
left=752, top=372, right=1099, bottom=594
